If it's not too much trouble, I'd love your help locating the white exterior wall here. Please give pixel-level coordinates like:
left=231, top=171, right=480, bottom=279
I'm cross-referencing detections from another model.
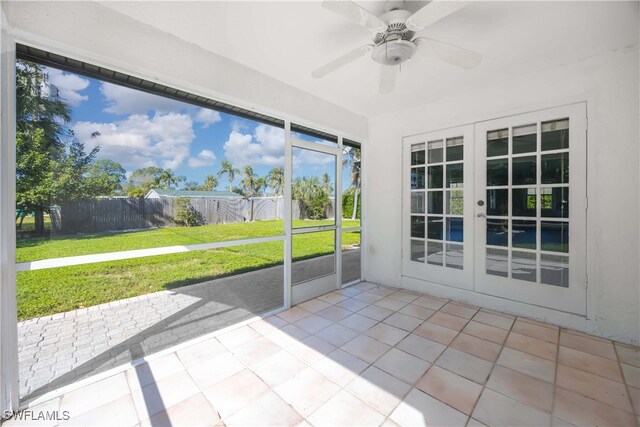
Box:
left=365, top=46, right=640, bottom=344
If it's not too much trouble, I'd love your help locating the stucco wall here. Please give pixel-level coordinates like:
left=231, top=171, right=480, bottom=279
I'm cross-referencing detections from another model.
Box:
left=365, top=44, right=640, bottom=344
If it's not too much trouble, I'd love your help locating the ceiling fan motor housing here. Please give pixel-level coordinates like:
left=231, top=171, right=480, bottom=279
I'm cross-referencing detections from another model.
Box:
left=372, top=39, right=417, bottom=65
left=372, top=9, right=417, bottom=66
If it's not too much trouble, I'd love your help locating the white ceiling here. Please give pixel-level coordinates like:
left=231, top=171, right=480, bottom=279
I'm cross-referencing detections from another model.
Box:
left=98, top=1, right=638, bottom=118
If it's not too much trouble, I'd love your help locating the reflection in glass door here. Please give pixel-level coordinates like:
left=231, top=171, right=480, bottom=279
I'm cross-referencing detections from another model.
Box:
left=290, top=141, right=339, bottom=304
left=474, top=104, right=587, bottom=315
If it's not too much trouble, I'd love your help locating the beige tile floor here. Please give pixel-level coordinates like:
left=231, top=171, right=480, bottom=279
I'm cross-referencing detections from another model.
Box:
left=5, top=282, right=640, bottom=427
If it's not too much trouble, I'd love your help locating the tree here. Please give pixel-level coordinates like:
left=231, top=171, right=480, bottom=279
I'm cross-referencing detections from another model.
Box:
left=157, top=169, right=184, bottom=189
left=217, top=160, right=239, bottom=192
left=183, top=181, right=200, bottom=190
left=200, top=175, right=218, bottom=191
left=254, top=177, right=267, bottom=196
left=15, top=60, right=98, bottom=234
left=240, top=165, right=259, bottom=197
left=51, top=139, right=99, bottom=203
left=126, top=166, right=164, bottom=197
left=266, top=166, right=284, bottom=195
left=86, top=159, right=126, bottom=196
left=343, top=146, right=361, bottom=220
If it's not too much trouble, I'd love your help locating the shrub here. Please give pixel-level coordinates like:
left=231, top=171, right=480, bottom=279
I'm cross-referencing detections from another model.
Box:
left=342, top=189, right=361, bottom=219
left=173, top=197, right=203, bottom=227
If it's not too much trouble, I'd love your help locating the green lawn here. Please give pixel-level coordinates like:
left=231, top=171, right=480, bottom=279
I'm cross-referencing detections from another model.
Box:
left=16, top=220, right=361, bottom=320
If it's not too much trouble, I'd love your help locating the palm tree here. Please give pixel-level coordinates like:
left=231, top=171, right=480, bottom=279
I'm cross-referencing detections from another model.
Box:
left=320, top=172, right=334, bottom=198
left=157, top=169, right=183, bottom=189
left=266, top=167, right=285, bottom=196
left=254, top=177, right=267, bottom=196
left=200, top=175, right=218, bottom=191
left=240, top=165, right=258, bottom=197
left=217, top=160, right=240, bottom=191
left=343, top=147, right=361, bottom=220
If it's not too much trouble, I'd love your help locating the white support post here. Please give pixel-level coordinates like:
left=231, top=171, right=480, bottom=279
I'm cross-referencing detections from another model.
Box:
left=0, top=17, right=20, bottom=415
left=283, top=121, right=293, bottom=309
left=336, top=137, right=343, bottom=289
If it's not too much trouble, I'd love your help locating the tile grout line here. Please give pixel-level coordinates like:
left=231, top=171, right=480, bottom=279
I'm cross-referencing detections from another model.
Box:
left=612, top=339, right=640, bottom=423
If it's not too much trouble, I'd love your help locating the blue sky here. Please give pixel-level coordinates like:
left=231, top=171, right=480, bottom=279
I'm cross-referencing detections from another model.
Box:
left=44, top=65, right=352, bottom=192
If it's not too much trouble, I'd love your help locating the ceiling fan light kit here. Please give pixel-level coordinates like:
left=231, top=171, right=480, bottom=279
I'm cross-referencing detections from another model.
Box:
left=314, top=0, right=482, bottom=94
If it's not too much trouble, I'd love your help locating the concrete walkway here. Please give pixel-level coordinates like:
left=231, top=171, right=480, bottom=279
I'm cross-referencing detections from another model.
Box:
left=18, top=249, right=360, bottom=402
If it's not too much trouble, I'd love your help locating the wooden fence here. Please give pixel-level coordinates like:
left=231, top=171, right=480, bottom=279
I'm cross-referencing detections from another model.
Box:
left=56, top=197, right=335, bottom=234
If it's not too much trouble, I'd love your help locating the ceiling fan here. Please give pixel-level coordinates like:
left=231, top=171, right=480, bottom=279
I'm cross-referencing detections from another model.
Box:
left=312, top=0, right=482, bottom=94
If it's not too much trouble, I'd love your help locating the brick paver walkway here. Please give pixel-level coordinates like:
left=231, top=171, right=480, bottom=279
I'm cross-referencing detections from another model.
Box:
left=18, top=249, right=360, bottom=402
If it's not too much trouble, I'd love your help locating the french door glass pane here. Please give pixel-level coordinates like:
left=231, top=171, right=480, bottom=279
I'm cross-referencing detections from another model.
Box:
left=446, top=137, right=464, bottom=161
left=487, top=129, right=508, bottom=157
left=446, top=243, right=464, bottom=270
left=512, top=251, right=537, bottom=282
left=427, top=191, right=443, bottom=214
left=541, top=254, right=569, bottom=287
left=541, top=221, right=569, bottom=253
left=446, top=190, right=464, bottom=215
left=411, top=240, right=425, bottom=262
left=541, top=187, right=569, bottom=218
left=512, top=188, right=536, bottom=217
left=428, top=140, right=443, bottom=164
left=541, top=119, right=569, bottom=151
left=411, top=145, right=426, bottom=165
left=411, top=167, right=425, bottom=189
left=446, top=163, right=464, bottom=188
left=487, top=189, right=508, bottom=216
left=427, top=217, right=443, bottom=240
left=446, top=218, right=463, bottom=243
left=541, top=153, right=569, bottom=184
left=428, top=165, right=443, bottom=189
left=512, top=124, right=537, bottom=154
left=512, top=220, right=536, bottom=249
left=487, top=219, right=509, bottom=246
left=486, top=248, right=508, bottom=277
left=427, top=241, right=443, bottom=266
left=411, top=192, right=425, bottom=214
left=487, top=159, right=508, bottom=186
left=512, top=156, right=537, bottom=185
left=411, top=216, right=425, bottom=238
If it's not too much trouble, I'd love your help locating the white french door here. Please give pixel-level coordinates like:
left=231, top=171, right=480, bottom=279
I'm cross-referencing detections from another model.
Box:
left=402, top=125, right=475, bottom=289
left=403, top=103, right=587, bottom=315
left=474, top=104, right=587, bottom=315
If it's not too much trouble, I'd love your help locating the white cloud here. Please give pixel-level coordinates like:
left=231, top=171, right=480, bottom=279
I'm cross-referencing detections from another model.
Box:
left=193, top=108, right=221, bottom=128
left=223, top=124, right=285, bottom=167
left=73, top=112, right=195, bottom=171
left=100, top=82, right=186, bottom=115
left=187, top=149, right=216, bottom=168
left=197, top=149, right=216, bottom=160
left=46, top=68, right=90, bottom=106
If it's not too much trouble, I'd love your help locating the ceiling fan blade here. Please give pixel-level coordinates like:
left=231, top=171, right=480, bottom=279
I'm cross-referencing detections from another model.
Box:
left=312, top=45, right=373, bottom=78
left=415, top=37, right=482, bottom=69
left=322, top=0, right=387, bottom=32
left=379, top=65, right=398, bottom=94
left=405, top=1, right=470, bottom=31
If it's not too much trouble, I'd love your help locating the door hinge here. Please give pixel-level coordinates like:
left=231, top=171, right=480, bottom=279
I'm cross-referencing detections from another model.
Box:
left=585, top=196, right=589, bottom=211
